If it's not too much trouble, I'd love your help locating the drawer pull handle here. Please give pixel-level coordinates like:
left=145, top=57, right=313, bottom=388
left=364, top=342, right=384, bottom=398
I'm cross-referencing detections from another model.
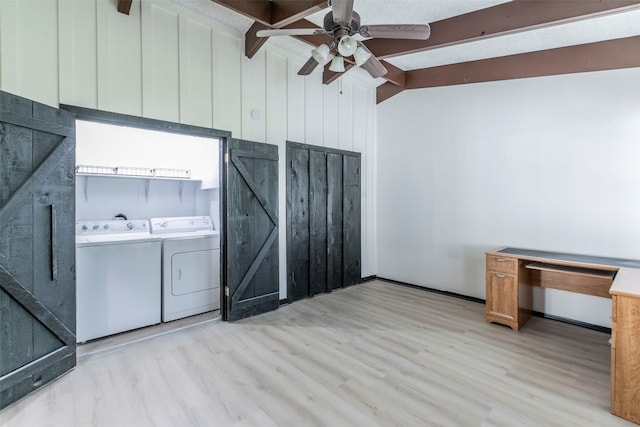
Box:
left=495, top=258, right=507, bottom=262
left=495, top=273, right=506, bottom=278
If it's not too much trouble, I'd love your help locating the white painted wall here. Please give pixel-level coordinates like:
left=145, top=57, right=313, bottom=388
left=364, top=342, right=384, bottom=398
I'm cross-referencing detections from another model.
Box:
left=377, top=68, right=640, bottom=327
left=76, top=120, right=220, bottom=184
left=0, top=0, right=378, bottom=298
left=75, top=120, right=220, bottom=226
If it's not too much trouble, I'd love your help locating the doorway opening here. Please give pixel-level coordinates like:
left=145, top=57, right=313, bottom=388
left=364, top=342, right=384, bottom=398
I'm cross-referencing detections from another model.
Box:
left=65, top=106, right=229, bottom=346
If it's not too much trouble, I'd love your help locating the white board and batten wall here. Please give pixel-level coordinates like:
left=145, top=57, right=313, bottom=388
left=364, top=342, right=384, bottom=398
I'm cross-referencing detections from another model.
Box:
left=378, top=68, right=640, bottom=328
left=0, top=0, right=378, bottom=299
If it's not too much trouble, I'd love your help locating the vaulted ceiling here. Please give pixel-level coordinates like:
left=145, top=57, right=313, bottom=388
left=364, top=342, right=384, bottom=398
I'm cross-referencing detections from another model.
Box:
left=120, top=0, right=640, bottom=103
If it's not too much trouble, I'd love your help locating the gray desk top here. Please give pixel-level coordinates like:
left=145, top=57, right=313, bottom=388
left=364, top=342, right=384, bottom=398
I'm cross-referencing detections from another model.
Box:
left=497, top=247, right=640, bottom=269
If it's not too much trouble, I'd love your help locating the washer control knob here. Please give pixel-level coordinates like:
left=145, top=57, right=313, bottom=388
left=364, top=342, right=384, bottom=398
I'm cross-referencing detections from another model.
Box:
left=81, top=225, right=88, bottom=231
left=103, top=224, right=109, bottom=230
left=127, top=222, right=135, bottom=230
left=92, top=224, right=100, bottom=230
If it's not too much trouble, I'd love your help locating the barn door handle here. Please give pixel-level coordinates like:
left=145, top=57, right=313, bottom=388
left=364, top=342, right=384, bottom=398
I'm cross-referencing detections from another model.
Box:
left=50, top=204, right=57, bottom=281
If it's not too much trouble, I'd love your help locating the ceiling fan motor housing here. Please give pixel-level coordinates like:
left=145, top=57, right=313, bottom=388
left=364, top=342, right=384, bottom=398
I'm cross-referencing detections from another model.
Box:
left=324, top=11, right=360, bottom=37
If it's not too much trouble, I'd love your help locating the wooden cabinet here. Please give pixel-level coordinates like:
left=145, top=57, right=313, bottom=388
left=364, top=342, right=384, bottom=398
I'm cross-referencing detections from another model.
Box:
left=485, top=254, right=531, bottom=331
left=610, top=294, right=640, bottom=424
left=486, top=270, right=518, bottom=324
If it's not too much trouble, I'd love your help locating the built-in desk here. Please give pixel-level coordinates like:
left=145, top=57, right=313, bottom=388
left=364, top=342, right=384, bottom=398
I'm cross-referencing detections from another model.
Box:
left=485, top=247, right=640, bottom=424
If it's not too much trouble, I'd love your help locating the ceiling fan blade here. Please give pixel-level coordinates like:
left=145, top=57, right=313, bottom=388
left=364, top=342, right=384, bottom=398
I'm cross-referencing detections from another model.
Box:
left=359, top=24, right=431, bottom=40
left=330, top=0, right=354, bottom=26
left=297, top=57, right=320, bottom=76
left=360, top=53, right=388, bottom=78
left=256, top=28, right=326, bottom=37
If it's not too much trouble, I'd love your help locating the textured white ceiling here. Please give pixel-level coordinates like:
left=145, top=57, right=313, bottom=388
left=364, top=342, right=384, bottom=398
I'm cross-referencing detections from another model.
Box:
left=305, top=0, right=510, bottom=27
left=169, top=0, right=640, bottom=79
left=387, top=7, right=640, bottom=70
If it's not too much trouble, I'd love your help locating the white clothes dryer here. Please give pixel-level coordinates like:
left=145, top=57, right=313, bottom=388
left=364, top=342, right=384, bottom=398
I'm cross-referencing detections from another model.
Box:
left=150, top=216, right=220, bottom=322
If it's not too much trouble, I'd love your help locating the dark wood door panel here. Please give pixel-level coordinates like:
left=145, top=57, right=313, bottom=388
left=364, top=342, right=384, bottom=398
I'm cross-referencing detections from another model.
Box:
left=224, top=139, right=279, bottom=321
left=327, top=152, right=344, bottom=291
left=288, top=146, right=310, bottom=301
left=343, top=155, right=361, bottom=287
left=309, top=150, right=327, bottom=296
left=286, top=142, right=361, bottom=303
left=0, top=91, right=76, bottom=410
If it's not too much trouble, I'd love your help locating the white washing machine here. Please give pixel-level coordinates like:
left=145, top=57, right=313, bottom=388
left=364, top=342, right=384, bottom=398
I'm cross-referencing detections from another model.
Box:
left=150, top=216, right=220, bottom=322
left=76, top=219, right=162, bottom=342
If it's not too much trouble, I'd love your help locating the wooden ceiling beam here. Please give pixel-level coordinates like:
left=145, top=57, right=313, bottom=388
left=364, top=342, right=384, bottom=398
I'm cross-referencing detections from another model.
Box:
left=211, top=0, right=326, bottom=28
left=271, top=1, right=327, bottom=28
left=210, top=0, right=272, bottom=26
left=246, top=22, right=270, bottom=59
left=116, top=0, right=132, bottom=15
left=373, top=35, right=640, bottom=104
left=377, top=82, right=406, bottom=104
left=379, top=61, right=405, bottom=87
left=365, top=0, right=640, bottom=59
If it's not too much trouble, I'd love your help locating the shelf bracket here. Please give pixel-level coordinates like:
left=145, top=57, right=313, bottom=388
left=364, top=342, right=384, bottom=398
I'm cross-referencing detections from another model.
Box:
left=83, top=175, right=89, bottom=203
left=144, top=179, right=150, bottom=202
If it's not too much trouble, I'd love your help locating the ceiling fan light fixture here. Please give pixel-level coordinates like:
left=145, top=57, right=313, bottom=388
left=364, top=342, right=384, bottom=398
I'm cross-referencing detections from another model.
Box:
left=311, top=43, right=332, bottom=64
left=329, top=55, right=345, bottom=73
left=353, top=45, right=371, bottom=66
left=337, top=35, right=358, bottom=57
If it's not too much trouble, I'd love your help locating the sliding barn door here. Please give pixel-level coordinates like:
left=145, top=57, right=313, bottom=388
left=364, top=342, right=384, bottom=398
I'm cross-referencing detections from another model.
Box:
left=343, top=154, right=361, bottom=287
left=327, top=153, right=344, bottom=292
left=223, top=139, right=279, bottom=321
left=286, top=142, right=361, bottom=302
left=288, top=146, right=310, bottom=301
left=0, top=91, right=76, bottom=409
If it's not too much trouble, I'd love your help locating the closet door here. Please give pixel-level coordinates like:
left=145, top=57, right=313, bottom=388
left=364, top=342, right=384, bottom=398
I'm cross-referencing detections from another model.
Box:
left=309, top=150, right=328, bottom=296
left=0, top=91, right=76, bottom=410
left=343, top=154, right=361, bottom=287
left=287, top=146, right=310, bottom=302
left=326, top=152, right=344, bottom=292
left=286, top=142, right=361, bottom=303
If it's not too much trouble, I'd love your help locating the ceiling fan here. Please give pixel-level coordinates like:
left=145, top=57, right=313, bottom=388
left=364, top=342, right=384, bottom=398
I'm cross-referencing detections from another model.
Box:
left=256, top=0, right=431, bottom=78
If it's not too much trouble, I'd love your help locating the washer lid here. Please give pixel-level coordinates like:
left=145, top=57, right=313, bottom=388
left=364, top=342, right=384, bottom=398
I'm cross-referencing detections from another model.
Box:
left=75, top=234, right=163, bottom=246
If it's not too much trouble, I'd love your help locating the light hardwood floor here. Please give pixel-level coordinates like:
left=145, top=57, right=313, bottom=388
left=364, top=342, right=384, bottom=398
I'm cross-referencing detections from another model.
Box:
left=0, top=280, right=635, bottom=427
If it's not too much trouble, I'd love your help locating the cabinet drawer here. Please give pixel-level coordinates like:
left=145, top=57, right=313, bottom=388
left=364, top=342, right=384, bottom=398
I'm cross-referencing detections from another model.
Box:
left=487, top=255, right=518, bottom=274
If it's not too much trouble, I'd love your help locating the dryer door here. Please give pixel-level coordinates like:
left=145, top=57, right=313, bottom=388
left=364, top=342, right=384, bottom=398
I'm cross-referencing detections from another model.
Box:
left=163, top=237, right=221, bottom=322
left=171, top=249, right=220, bottom=295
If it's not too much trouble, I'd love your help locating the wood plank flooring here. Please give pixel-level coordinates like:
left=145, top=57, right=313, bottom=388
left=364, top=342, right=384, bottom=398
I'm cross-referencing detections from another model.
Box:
left=0, top=280, right=635, bottom=427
